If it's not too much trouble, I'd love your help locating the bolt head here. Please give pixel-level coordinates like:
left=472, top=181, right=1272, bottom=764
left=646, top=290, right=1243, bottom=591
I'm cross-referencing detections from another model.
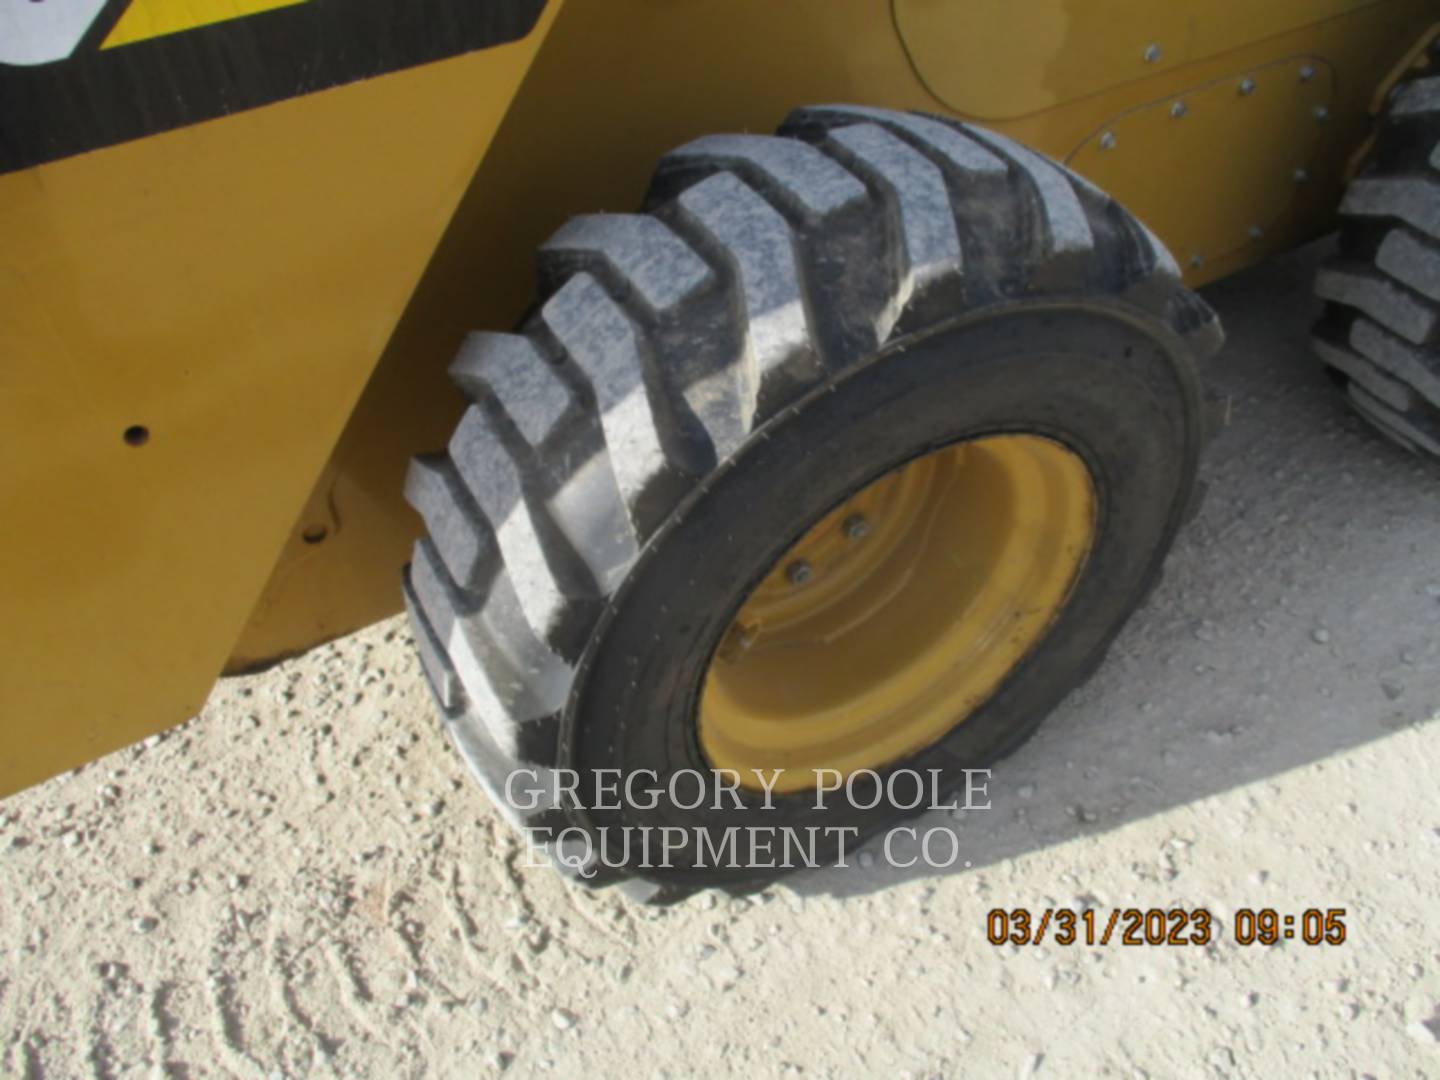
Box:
left=1248, top=224, right=1265, bottom=241
left=1299, top=65, right=1317, bottom=82
left=1143, top=43, right=1163, bottom=63
left=785, top=559, right=814, bottom=586
left=1313, top=105, right=1329, bottom=122
left=1099, top=132, right=1117, bottom=151
left=842, top=514, right=870, bottom=541
left=1189, top=254, right=1204, bottom=270
left=1294, top=167, right=1310, bottom=183
left=1239, top=78, right=1257, bottom=96
left=1170, top=101, right=1188, bottom=118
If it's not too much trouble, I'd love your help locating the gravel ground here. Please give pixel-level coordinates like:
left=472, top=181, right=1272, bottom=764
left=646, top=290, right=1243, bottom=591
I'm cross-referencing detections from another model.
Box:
left=2, top=244, right=1439, bottom=1080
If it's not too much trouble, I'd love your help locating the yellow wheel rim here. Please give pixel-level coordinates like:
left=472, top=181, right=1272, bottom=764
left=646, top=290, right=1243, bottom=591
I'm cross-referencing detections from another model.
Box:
left=698, top=434, right=1097, bottom=794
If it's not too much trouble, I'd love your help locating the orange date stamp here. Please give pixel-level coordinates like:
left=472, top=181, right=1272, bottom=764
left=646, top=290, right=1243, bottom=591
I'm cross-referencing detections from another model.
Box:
left=986, top=907, right=1347, bottom=946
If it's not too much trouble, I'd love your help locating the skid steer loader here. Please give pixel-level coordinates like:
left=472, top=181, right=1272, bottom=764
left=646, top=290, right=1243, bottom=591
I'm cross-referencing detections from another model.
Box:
left=3, top=0, right=1437, bottom=894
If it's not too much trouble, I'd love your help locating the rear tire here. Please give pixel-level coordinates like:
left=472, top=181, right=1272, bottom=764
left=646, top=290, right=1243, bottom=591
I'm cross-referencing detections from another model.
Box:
left=403, top=106, right=1221, bottom=895
left=1314, top=61, right=1440, bottom=458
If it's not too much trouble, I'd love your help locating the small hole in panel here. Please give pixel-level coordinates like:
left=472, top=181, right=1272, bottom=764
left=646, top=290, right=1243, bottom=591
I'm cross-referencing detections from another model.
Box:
left=123, top=425, right=150, bottom=447
left=301, top=525, right=329, bottom=545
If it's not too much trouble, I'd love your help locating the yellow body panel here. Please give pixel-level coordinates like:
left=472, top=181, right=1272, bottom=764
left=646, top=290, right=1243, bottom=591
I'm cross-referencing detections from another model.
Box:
left=1070, top=57, right=1336, bottom=272
left=0, top=3, right=558, bottom=795
left=2, top=0, right=1433, bottom=795
left=893, top=0, right=1386, bottom=120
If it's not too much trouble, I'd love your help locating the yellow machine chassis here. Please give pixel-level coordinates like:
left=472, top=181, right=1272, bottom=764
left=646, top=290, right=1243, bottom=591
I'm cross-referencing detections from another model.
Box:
left=1, top=0, right=1434, bottom=794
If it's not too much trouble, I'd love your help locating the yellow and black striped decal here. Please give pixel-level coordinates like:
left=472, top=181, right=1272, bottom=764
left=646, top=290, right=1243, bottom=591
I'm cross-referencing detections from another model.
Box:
left=0, top=0, right=547, bottom=172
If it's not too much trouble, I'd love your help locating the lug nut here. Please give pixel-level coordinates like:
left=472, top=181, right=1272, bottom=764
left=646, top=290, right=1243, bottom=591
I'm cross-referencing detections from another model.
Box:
left=786, top=560, right=814, bottom=586
left=842, top=514, right=870, bottom=541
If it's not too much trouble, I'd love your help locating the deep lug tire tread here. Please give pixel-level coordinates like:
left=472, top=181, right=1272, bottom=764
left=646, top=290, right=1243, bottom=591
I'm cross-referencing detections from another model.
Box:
left=1314, top=56, right=1440, bottom=458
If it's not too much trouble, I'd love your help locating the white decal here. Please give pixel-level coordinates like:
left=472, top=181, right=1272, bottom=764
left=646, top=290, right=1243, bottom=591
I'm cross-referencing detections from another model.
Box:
left=0, top=0, right=110, bottom=66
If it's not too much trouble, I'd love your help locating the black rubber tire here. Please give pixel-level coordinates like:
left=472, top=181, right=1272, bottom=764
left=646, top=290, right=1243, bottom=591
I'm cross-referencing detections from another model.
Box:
left=1314, top=60, right=1440, bottom=458
left=403, top=106, right=1222, bottom=896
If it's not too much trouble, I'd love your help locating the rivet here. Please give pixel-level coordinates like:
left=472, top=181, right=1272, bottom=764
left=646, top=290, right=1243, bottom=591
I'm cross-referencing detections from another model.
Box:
left=1238, top=78, right=1257, bottom=96
left=1099, top=132, right=1118, bottom=151
left=1170, top=100, right=1188, bottom=118
left=1294, top=167, right=1310, bottom=183
left=1143, top=43, right=1163, bottom=63
left=1313, top=105, right=1329, bottom=122
left=842, top=514, right=870, bottom=541
left=1299, top=65, right=1317, bottom=82
left=786, top=560, right=814, bottom=586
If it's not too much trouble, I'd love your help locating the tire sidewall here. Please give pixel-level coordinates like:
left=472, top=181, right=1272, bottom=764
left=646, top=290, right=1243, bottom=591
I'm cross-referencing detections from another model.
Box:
left=562, top=300, right=1203, bottom=887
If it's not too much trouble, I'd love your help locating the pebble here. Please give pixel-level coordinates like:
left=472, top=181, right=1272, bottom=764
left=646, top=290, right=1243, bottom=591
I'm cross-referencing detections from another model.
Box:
left=858, top=851, right=875, bottom=869
left=133, top=916, right=158, bottom=934
left=1310, top=628, right=1330, bottom=644
left=1407, top=1019, right=1439, bottom=1043
left=1017, top=784, right=1036, bottom=800
left=550, top=1008, right=576, bottom=1031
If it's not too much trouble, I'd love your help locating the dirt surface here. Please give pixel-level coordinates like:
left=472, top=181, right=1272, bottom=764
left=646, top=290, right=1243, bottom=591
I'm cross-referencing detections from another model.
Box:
left=3, top=245, right=1439, bottom=1079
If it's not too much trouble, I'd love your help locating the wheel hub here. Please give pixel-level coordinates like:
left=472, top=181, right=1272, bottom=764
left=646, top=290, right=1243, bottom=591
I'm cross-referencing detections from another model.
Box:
left=699, top=434, right=1097, bottom=794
